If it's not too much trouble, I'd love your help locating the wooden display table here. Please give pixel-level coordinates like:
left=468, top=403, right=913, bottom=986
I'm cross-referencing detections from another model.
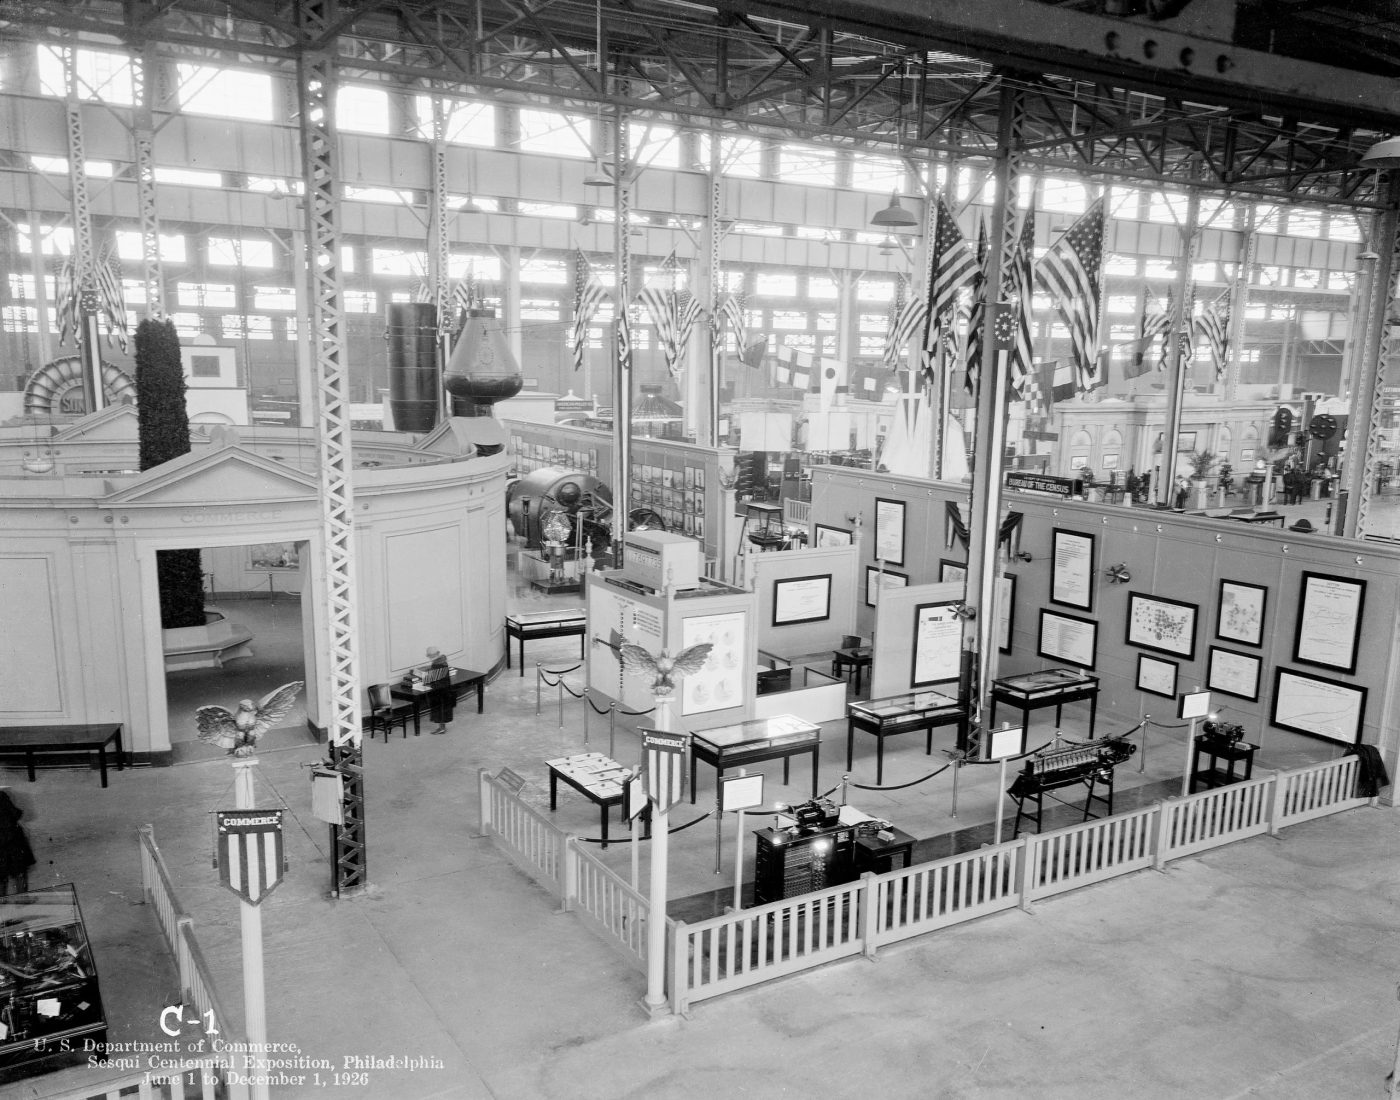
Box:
left=689, top=714, right=821, bottom=804
left=831, top=645, right=873, bottom=693
left=853, top=826, right=918, bottom=874
left=0, top=724, right=125, bottom=788
left=390, top=667, right=486, bottom=734
left=990, top=668, right=1100, bottom=739
left=505, top=608, right=587, bottom=675
left=546, top=751, right=631, bottom=848
left=846, top=691, right=967, bottom=786
left=1189, top=736, right=1258, bottom=792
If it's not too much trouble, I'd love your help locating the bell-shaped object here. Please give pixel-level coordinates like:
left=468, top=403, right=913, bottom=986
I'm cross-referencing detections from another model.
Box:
left=443, top=307, right=524, bottom=418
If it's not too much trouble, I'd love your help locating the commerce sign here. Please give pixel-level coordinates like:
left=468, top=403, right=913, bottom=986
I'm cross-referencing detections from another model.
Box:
left=215, top=809, right=286, bottom=905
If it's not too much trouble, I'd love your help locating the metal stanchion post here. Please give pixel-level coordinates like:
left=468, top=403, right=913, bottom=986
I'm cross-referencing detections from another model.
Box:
left=714, top=792, right=723, bottom=874
left=557, top=676, right=564, bottom=729
left=994, top=756, right=1008, bottom=845
left=1140, top=717, right=1150, bottom=772
left=583, top=692, right=591, bottom=745
left=950, top=757, right=960, bottom=818
left=1181, top=715, right=1201, bottom=797
left=609, top=702, right=617, bottom=759
left=535, top=665, right=542, bottom=715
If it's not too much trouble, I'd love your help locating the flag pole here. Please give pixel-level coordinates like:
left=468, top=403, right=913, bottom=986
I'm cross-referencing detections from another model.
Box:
left=1157, top=168, right=1202, bottom=507
left=642, top=693, right=675, bottom=1016
left=232, top=759, right=270, bottom=1100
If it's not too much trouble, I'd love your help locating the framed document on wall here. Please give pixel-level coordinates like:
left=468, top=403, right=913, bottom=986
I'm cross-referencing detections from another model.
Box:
left=1215, top=579, right=1267, bottom=648
left=873, top=498, right=906, bottom=567
left=1292, top=572, right=1366, bottom=675
left=1207, top=647, right=1262, bottom=702
left=865, top=566, right=908, bottom=608
left=911, top=602, right=962, bottom=687
left=1271, top=667, right=1367, bottom=745
left=939, top=559, right=967, bottom=585
left=1136, top=655, right=1178, bottom=698
left=1126, top=592, right=1199, bottom=660
left=1037, top=609, right=1098, bottom=669
left=813, top=524, right=853, bottom=548
left=772, top=574, right=832, bottom=627
left=1050, top=528, right=1095, bottom=611
left=998, top=573, right=1017, bottom=655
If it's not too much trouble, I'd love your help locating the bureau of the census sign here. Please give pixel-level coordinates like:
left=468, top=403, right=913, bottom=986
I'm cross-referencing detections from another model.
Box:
left=215, top=810, right=286, bottom=905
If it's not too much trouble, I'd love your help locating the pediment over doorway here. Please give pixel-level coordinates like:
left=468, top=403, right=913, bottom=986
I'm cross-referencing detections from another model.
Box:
left=104, top=444, right=317, bottom=507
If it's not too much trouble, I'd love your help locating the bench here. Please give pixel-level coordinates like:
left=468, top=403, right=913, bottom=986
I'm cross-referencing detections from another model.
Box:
left=0, top=724, right=126, bottom=787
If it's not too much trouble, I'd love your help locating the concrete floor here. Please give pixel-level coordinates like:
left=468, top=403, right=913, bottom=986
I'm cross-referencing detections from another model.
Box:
left=3, top=530, right=1398, bottom=1100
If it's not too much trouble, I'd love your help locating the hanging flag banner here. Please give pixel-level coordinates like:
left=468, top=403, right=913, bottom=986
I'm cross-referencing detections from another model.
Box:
left=215, top=809, right=286, bottom=906
left=642, top=730, right=689, bottom=812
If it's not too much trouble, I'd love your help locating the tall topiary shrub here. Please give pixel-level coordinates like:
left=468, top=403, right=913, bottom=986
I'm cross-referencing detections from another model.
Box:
left=135, top=317, right=206, bottom=629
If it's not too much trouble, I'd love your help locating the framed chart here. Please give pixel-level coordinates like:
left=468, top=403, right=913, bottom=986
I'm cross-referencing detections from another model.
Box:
left=772, top=574, right=832, bottom=627
left=1050, top=528, right=1095, bottom=611
left=938, top=559, right=967, bottom=585
left=1292, top=572, right=1366, bottom=675
left=812, top=524, right=853, bottom=548
left=1207, top=647, right=1262, bottom=702
left=998, top=573, right=1018, bottom=655
left=1215, top=579, right=1267, bottom=648
left=910, top=602, right=962, bottom=687
left=873, top=498, right=906, bottom=567
left=1136, top=654, right=1178, bottom=698
left=1126, top=591, right=1199, bottom=660
left=865, top=566, right=908, bottom=608
left=1037, top=609, right=1098, bottom=669
left=1270, top=667, right=1367, bottom=745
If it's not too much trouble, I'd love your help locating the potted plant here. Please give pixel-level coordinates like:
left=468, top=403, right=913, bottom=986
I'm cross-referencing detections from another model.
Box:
left=1187, top=450, right=1217, bottom=509
left=1077, top=466, right=1101, bottom=502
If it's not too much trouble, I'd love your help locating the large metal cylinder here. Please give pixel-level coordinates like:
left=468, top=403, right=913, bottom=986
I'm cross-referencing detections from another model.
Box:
left=444, top=307, right=523, bottom=418
left=385, top=302, right=440, bottom=433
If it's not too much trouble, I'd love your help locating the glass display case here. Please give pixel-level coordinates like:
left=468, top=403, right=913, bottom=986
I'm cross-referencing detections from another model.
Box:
left=0, top=885, right=106, bottom=1067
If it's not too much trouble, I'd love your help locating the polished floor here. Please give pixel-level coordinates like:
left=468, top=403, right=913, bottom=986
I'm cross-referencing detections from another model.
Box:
left=4, top=518, right=1398, bottom=1100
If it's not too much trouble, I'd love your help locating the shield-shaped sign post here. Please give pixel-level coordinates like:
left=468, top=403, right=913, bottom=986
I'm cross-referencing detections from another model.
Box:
left=216, top=809, right=286, bottom=906
left=643, top=730, right=689, bottom=812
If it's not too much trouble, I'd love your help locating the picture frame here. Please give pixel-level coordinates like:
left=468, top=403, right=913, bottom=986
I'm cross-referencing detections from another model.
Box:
left=1037, top=609, right=1098, bottom=669
left=1126, top=591, right=1199, bottom=660
left=1050, top=528, right=1095, bottom=611
left=772, top=574, right=832, bottom=627
left=1136, top=654, right=1178, bottom=698
left=938, top=559, right=967, bottom=585
left=1207, top=647, right=1262, bottom=702
left=873, top=497, right=906, bottom=567
left=911, top=601, right=962, bottom=687
left=865, top=565, right=908, bottom=608
left=247, top=541, right=301, bottom=571
left=813, top=523, right=853, bottom=548
left=1215, top=579, right=1267, bottom=648
left=998, top=573, right=1017, bottom=655
left=1270, top=667, right=1367, bottom=745
left=1292, top=571, right=1367, bottom=675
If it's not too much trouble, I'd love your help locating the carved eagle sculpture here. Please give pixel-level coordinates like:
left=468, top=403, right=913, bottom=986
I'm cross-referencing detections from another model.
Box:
left=616, top=643, right=713, bottom=697
left=195, top=681, right=305, bottom=757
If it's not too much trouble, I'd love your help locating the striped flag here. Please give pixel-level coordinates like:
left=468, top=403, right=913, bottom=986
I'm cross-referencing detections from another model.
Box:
left=616, top=311, right=632, bottom=370
left=94, top=245, right=129, bottom=352
left=1195, top=289, right=1231, bottom=379
left=882, top=275, right=907, bottom=368
left=1007, top=199, right=1037, bottom=400
left=917, top=197, right=977, bottom=387
left=215, top=810, right=286, bottom=906
left=1127, top=288, right=1173, bottom=377
left=451, top=276, right=475, bottom=325
left=55, top=256, right=77, bottom=347
left=964, top=218, right=988, bottom=394
left=635, top=251, right=694, bottom=377
left=671, top=291, right=705, bottom=379
left=643, top=729, right=689, bottom=812
left=568, top=250, right=608, bottom=372
left=1037, top=197, right=1105, bottom=393
left=719, top=292, right=748, bottom=348
left=883, top=296, right=928, bottom=369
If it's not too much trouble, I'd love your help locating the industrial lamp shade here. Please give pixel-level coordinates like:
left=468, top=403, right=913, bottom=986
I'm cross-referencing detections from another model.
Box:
left=870, top=191, right=919, bottom=228
left=584, top=161, right=614, bottom=187
left=1361, top=137, right=1400, bottom=169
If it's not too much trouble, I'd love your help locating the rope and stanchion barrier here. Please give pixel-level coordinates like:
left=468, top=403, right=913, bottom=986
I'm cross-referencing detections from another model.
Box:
left=573, top=810, right=713, bottom=845
left=531, top=663, right=658, bottom=748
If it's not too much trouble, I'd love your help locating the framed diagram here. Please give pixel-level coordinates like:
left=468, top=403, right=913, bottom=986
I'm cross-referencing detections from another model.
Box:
left=1126, top=591, right=1199, bottom=660
left=1215, top=579, right=1267, bottom=648
left=865, top=566, right=908, bottom=607
left=1207, top=647, right=1262, bottom=702
left=1037, top=609, right=1098, bottom=669
left=772, top=574, right=832, bottom=627
left=911, top=602, right=962, bottom=687
left=1292, top=572, right=1367, bottom=675
left=1136, top=654, right=1178, bottom=698
left=998, top=573, right=1017, bottom=655
left=1270, top=667, right=1367, bottom=745
left=1050, top=528, right=1095, bottom=611
left=873, top=498, right=906, bottom=567
left=679, top=611, right=745, bottom=717
left=813, top=523, right=853, bottom=548
left=938, top=559, right=967, bottom=585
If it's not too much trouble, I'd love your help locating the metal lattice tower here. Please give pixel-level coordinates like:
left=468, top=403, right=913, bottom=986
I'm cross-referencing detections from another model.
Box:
left=131, top=46, right=165, bottom=320
left=297, top=0, right=367, bottom=897
left=62, top=46, right=104, bottom=412
left=430, top=92, right=453, bottom=382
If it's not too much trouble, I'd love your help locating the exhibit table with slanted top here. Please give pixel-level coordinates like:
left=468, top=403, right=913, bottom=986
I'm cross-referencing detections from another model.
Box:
left=846, top=691, right=967, bottom=786
left=505, top=608, right=587, bottom=675
left=688, top=713, right=821, bottom=804
left=546, top=751, right=631, bottom=848
left=390, top=667, right=486, bottom=735
left=990, top=668, right=1100, bottom=739
left=0, top=724, right=125, bottom=788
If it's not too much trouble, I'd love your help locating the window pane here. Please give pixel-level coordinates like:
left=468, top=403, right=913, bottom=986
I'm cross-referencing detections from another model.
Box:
left=177, top=64, right=274, bottom=121
left=336, top=85, right=391, bottom=134
left=413, top=96, right=496, bottom=145
left=850, top=154, right=904, bottom=194
left=518, top=109, right=592, bottom=158
left=779, top=145, right=836, bottom=186
left=39, top=46, right=135, bottom=105
left=156, top=167, right=223, bottom=188
left=520, top=258, right=567, bottom=285
left=114, top=230, right=186, bottom=264
left=630, top=122, right=680, bottom=169
left=755, top=272, right=798, bottom=296
left=208, top=238, right=276, bottom=268
left=721, top=137, right=764, bottom=178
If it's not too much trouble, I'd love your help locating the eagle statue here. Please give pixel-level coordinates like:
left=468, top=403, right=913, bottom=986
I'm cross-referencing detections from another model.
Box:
left=195, top=681, right=305, bottom=756
left=616, top=643, right=713, bottom=697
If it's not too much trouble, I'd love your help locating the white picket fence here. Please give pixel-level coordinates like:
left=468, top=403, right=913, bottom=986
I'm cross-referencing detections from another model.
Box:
left=480, top=755, right=1372, bottom=1014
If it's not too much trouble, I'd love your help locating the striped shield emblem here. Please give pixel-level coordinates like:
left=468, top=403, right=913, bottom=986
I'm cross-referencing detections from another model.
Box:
left=216, top=810, right=286, bottom=906
left=643, top=731, right=689, bottom=812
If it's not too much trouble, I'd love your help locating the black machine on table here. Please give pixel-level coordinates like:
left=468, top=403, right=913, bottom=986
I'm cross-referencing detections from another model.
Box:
left=1008, top=734, right=1137, bottom=837
left=752, top=798, right=903, bottom=905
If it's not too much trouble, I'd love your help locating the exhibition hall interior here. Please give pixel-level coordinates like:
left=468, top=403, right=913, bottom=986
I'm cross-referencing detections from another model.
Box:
left=1, top=1, right=1399, bottom=1097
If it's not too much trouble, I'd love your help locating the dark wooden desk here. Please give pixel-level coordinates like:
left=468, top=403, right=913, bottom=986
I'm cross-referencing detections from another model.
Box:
left=546, top=752, right=630, bottom=848
left=1228, top=510, right=1286, bottom=527
left=0, top=725, right=124, bottom=788
left=990, top=669, right=1100, bottom=739
left=846, top=691, right=967, bottom=786
left=689, top=714, right=821, bottom=804
left=1189, top=736, right=1258, bottom=792
left=831, top=646, right=873, bottom=694
left=390, top=668, right=486, bottom=734
left=504, top=608, right=587, bottom=675
left=853, top=826, right=918, bottom=875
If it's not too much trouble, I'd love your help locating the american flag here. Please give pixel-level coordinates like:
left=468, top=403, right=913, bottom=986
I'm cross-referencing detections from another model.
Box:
left=883, top=295, right=928, bottom=369
left=918, top=196, right=978, bottom=385
left=93, top=245, right=129, bottom=352
left=1038, top=197, right=1105, bottom=392
left=964, top=218, right=988, bottom=394
left=882, top=275, right=906, bottom=368
left=1195, top=289, right=1231, bottom=379
left=719, top=292, right=748, bottom=348
left=1007, top=199, right=1038, bottom=400
left=568, top=250, right=608, bottom=372
left=635, top=251, right=694, bottom=376
left=451, top=276, right=476, bottom=324
left=615, top=310, right=632, bottom=370
left=672, top=291, right=705, bottom=378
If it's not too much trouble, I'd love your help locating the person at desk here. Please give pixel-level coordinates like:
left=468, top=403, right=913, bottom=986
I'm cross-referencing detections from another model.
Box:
left=419, top=647, right=454, bottom=735
left=0, top=788, right=34, bottom=895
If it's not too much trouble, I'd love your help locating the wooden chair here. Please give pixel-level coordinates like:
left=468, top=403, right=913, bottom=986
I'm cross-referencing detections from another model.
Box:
left=831, top=635, right=871, bottom=691
left=364, top=683, right=413, bottom=742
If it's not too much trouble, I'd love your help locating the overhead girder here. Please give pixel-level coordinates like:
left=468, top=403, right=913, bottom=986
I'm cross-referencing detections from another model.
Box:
left=0, top=0, right=1394, bottom=209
